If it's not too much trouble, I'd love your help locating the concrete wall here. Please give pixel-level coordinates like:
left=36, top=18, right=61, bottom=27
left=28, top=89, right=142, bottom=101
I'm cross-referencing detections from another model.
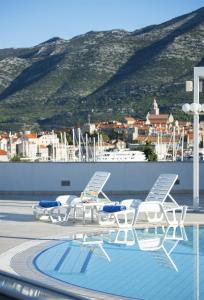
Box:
left=0, top=161, right=203, bottom=194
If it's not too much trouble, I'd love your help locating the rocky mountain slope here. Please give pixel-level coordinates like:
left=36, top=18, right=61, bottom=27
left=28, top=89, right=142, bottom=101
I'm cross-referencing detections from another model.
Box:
left=0, top=7, right=204, bottom=130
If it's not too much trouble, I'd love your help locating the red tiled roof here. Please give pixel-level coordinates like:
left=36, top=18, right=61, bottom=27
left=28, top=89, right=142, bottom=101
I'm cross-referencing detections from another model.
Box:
left=149, top=114, right=169, bottom=119
left=149, top=120, right=170, bottom=125
left=98, top=124, right=127, bottom=129
left=0, top=149, right=7, bottom=155
left=24, top=133, right=37, bottom=139
left=136, top=136, right=179, bottom=143
left=134, top=120, right=145, bottom=125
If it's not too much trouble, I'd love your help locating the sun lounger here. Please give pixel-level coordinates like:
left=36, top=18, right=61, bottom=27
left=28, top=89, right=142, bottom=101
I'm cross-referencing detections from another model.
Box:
left=72, top=171, right=111, bottom=224
left=80, top=171, right=111, bottom=202
left=133, top=174, right=188, bottom=226
left=98, top=174, right=187, bottom=227
left=33, top=195, right=80, bottom=223
left=33, top=171, right=111, bottom=223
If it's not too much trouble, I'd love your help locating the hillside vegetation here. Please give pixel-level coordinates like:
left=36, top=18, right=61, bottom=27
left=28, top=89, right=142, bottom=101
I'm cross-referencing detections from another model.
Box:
left=0, top=7, right=204, bottom=130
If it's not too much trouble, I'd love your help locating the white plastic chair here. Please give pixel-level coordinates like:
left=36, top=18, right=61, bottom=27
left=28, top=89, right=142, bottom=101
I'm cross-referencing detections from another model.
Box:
left=33, top=195, right=80, bottom=223
left=72, top=171, right=111, bottom=223
left=33, top=171, right=111, bottom=223
left=80, top=171, right=111, bottom=202
left=133, top=174, right=188, bottom=226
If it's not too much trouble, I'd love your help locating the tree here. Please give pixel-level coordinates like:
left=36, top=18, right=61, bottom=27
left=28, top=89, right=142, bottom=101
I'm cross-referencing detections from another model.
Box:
left=100, top=131, right=110, bottom=143
left=143, top=143, right=157, bottom=161
left=11, top=155, right=21, bottom=162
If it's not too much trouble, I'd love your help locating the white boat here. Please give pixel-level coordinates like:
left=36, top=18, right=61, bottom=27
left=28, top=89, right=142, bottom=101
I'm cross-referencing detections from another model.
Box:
left=96, top=149, right=147, bottom=162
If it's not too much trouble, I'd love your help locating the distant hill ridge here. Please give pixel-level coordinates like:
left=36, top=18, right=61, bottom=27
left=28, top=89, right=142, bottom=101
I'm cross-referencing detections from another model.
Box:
left=0, top=7, right=204, bottom=130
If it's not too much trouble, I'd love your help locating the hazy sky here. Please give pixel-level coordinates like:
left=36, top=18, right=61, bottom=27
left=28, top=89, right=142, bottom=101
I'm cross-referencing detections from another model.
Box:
left=0, top=0, right=203, bottom=48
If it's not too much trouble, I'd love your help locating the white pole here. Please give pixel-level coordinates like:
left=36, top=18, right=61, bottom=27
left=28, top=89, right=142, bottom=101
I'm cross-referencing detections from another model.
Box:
left=100, top=134, right=103, bottom=152
left=202, top=128, right=204, bottom=161
left=181, top=127, right=184, bottom=162
left=58, top=132, right=62, bottom=161
left=72, top=128, right=76, bottom=161
left=52, top=130, right=55, bottom=161
left=93, top=137, right=96, bottom=162
left=183, top=68, right=204, bottom=210
left=85, top=133, right=88, bottom=162
left=173, top=126, right=176, bottom=161
left=78, top=128, right=81, bottom=162
left=23, top=140, right=25, bottom=157
left=64, top=132, right=67, bottom=161
left=193, top=224, right=200, bottom=300
left=97, top=133, right=100, bottom=156
left=193, top=69, right=200, bottom=210
left=157, top=131, right=159, bottom=158
left=55, top=134, right=58, bottom=161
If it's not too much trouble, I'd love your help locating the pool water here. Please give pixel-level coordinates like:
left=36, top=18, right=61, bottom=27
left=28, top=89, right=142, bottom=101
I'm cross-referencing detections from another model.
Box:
left=34, top=226, right=204, bottom=300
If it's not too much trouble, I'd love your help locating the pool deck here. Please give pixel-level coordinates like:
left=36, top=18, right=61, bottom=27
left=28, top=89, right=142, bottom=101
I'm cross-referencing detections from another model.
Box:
left=0, top=199, right=204, bottom=299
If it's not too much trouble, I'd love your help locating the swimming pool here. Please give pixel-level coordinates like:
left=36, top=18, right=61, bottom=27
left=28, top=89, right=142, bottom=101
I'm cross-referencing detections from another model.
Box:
left=34, top=226, right=204, bottom=300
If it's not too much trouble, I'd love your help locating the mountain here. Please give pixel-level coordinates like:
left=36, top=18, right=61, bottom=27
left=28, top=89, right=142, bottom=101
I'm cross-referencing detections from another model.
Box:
left=0, top=7, right=204, bottom=130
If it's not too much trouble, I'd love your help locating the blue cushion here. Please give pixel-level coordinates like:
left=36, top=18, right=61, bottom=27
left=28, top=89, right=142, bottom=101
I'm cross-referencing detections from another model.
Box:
left=103, top=205, right=126, bottom=213
left=39, top=200, right=61, bottom=208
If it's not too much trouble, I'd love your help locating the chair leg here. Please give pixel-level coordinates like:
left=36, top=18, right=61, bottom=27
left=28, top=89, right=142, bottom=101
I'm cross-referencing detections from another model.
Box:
left=33, top=209, right=40, bottom=220
left=163, top=209, right=178, bottom=226
left=115, top=211, right=134, bottom=228
left=180, top=206, right=188, bottom=225
left=133, top=209, right=139, bottom=225
left=164, top=206, right=188, bottom=226
left=57, top=207, right=62, bottom=222
left=64, top=207, right=71, bottom=222
left=73, top=206, right=77, bottom=223
left=98, top=213, right=115, bottom=226
left=181, top=225, right=188, bottom=241
left=83, top=206, right=86, bottom=225
left=48, top=207, right=62, bottom=223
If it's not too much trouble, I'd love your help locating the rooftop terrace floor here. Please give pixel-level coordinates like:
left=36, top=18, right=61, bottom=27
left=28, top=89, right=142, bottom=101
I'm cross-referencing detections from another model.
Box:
left=0, top=197, right=204, bottom=299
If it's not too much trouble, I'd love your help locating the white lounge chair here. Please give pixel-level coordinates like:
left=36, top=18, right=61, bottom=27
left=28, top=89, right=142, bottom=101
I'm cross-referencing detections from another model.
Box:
left=33, top=195, right=80, bottom=223
left=78, top=171, right=111, bottom=202
left=33, top=171, right=111, bottom=223
left=72, top=171, right=111, bottom=224
left=98, top=174, right=187, bottom=227
left=133, top=174, right=188, bottom=226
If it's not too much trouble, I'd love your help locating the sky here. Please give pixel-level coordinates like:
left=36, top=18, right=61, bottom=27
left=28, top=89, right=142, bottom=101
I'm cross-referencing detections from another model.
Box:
left=0, top=0, right=203, bottom=49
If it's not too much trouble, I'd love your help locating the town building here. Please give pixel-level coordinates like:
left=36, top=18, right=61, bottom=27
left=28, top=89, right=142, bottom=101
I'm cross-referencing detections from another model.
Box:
left=145, top=98, right=174, bottom=128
